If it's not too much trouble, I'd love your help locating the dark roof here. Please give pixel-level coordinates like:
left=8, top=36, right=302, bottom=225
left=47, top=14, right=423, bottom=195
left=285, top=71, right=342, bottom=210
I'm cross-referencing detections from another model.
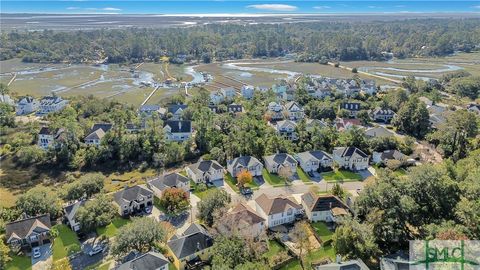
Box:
left=227, top=156, right=262, bottom=169
left=380, top=251, right=411, bottom=270
left=296, top=151, right=332, bottom=163
left=117, top=251, right=169, bottom=270
left=264, top=153, right=297, bottom=166
left=188, top=160, right=223, bottom=174
left=85, top=128, right=105, bottom=141
left=334, top=147, right=368, bottom=158
left=340, top=102, right=361, bottom=111
left=255, top=194, right=302, bottom=215
left=227, top=104, right=243, bottom=112
left=168, top=104, right=188, bottom=114
left=227, top=203, right=265, bottom=225
left=164, top=120, right=192, bottom=133
left=148, top=173, right=189, bottom=191
left=167, top=223, right=213, bottom=260
left=5, top=214, right=51, bottom=241
left=91, top=123, right=113, bottom=133
left=317, top=259, right=370, bottom=270
left=64, top=200, right=86, bottom=223
left=113, top=185, right=153, bottom=206
left=139, top=104, right=161, bottom=112
left=39, top=126, right=51, bottom=135
left=301, top=192, right=348, bottom=212
left=378, top=150, right=406, bottom=161
left=372, top=108, right=395, bottom=116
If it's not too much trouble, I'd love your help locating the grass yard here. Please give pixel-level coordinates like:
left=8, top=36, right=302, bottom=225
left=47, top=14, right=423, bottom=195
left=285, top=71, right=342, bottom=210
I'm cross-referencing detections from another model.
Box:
left=263, top=239, right=287, bottom=261
left=190, top=180, right=216, bottom=200
left=96, top=217, right=131, bottom=238
left=85, top=260, right=113, bottom=270
left=311, top=222, right=334, bottom=242
left=51, top=224, right=81, bottom=261
left=320, top=169, right=362, bottom=182
left=262, top=169, right=286, bottom=187
left=224, top=173, right=260, bottom=193
left=296, top=168, right=312, bottom=183
left=4, top=254, right=32, bottom=270
left=280, top=244, right=336, bottom=270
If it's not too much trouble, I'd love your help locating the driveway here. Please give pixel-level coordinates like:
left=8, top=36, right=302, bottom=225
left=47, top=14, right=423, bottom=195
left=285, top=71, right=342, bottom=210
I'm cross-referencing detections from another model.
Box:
left=70, top=237, right=108, bottom=270
left=358, top=169, right=373, bottom=180
left=31, top=244, right=52, bottom=270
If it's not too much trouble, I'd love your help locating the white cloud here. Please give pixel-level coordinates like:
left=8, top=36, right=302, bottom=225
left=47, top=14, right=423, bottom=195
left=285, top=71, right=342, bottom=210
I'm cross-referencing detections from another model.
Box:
left=368, top=5, right=378, bottom=9
left=84, top=7, right=122, bottom=11
left=395, top=5, right=406, bottom=8
left=66, top=7, right=79, bottom=10
left=473, top=5, right=480, bottom=9
left=313, top=5, right=331, bottom=10
left=246, top=4, right=298, bottom=12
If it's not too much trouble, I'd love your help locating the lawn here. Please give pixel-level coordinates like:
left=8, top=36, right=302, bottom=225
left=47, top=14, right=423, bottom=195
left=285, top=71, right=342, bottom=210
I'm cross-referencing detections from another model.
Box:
left=280, top=244, right=336, bottom=270
left=85, top=260, right=113, bottom=270
left=263, top=239, right=286, bottom=259
left=296, top=168, right=312, bottom=183
left=190, top=180, right=216, bottom=200
left=5, top=254, right=31, bottom=270
left=262, top=169, right=286, bottom=187
left=224, top=173, right=260, bottom=193
left=51, top=224, right=81, bottom=261
left=311, top=222, right=334, bottom=242
left=96, top=216, right=131, bottom=238
left=320, top=169, right=362, bottom=182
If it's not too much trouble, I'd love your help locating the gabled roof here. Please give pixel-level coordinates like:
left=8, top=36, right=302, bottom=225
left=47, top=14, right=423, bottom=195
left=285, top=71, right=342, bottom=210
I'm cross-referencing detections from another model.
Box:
left=117, top=251, right=169, bottom=270
left=164, top=120, right=192, bottom=133
left=40, top=96, right=66, bottom=105
left=64, top=200, right=86, bottom=224
left=305, top=119, right=328, bottom=128
left=90, top=123, right=113, bottom=133
left=301, top=192, right=348, bottom=212
left=167, top=223, right=213, bottom=260
left=227, top=104, right=243, bottom=112
left=295, top=151, right=332, bottom=163
left=85, top=128, right=105, bottom=141
left=187, top=160, right=223, bottom=174
left=364, top=126, right=394, bottom=138
left=255, top=194, right=301, bottom=215
left=340, top=102, right=361, bottom=111
left=113, top=185, right=152, bottom=206
left=263, top=153, right=297, bottom=167
left=139, top=104, right=164, bottom=113
left=168, top=104, right=188, bottom=114
left=376, top=150, right=407, bottom=161
left=333, top=147, right=368, bottom=158
left=227, top=203, right=265, bottom=226
left=284, top=101, right=303, bottom=111
left=148, top=172, right=189, bottom=191
left=5, top=214, right=51, bottom=242
left=380, top=251, right=412, bottom=270
left=18, top=96, right=37, bottom=105
left=276, top=120, right=297, bottom=129
left=227, top=156, right=262, bottom=169
left=39, top=126, right=51, bottom=135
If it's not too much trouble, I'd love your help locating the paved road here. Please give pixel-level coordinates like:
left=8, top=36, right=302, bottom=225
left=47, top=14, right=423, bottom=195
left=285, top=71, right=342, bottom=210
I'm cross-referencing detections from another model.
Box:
left=31, top=244, right=52, bottom=270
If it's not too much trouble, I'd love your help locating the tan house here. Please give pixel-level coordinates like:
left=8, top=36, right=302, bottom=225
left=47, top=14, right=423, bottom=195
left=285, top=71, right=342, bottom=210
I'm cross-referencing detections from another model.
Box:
left=5, top=214, right=52, bottom=250
left=254, top=194, right=302, bottom=228
left=221, top=203, right=266, bottom=238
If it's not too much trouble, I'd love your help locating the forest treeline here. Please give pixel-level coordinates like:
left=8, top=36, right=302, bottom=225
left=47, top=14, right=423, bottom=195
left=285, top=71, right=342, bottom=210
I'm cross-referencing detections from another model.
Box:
left=1, top=18, right=479, bottom=63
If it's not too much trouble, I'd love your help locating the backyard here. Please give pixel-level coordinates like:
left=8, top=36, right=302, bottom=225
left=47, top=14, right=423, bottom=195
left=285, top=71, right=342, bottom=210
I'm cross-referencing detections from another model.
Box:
left=320, top=169, right=362, bottom=182
left=311, top=222, right=334, bottom=243
left=52, top=224, right=81, bottom=261
left=96, top=217, right=131, bottom=238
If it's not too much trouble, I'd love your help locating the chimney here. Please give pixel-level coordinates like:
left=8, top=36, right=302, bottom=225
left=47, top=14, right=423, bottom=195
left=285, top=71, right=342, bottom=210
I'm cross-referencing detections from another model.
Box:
left=329, top=202, right=332, bottom=209
left=178, top=121, right=182, bottom=130
left=336, top=254, right=342, bottom=264
left=196, top=242, right=201, bottom=251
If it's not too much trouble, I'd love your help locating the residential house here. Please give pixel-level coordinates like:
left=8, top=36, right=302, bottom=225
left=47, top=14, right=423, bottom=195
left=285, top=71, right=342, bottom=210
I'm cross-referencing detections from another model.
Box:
left=272, top=84, right=287, bottom=98
left=126, top=122, right=144, bottom=133
left=167, top=223, right=213, bottom=270
left=467, top=104, right=480, bottom=115
left=263, top=153, right=297, bottom=174
left=272, top=120, right=298, bottom=141
left=168, top=104, right=188, bottom=120
left=117, top=251, right=169, bottom=270
left=254, top=194, right=302, bottom=228
left=113, top=185, right=154, bottom=217
left=209, top=91, right=224, bottom=105
left=339, top=102, right=361, bottom=118
left=335, top=118, right=363, bottom=131
left=227, top=103, right=244, bottom=113
left=220, top=87, right=236, bottom=101
left=333, top=147, right=369, bottom=171
left=283, top=101, right=304, bottom=121
left=186, top=160, right=224, bottom=184
left=148, top=172, right=190, bottom=198
left=16, top=96, right=40, bottom=115
left=267, top=101, right=284, bottom=121
left=0, top=94, right=14, bottom=105
left=64, top=200, right=86, bottom=232
left=38, top=95, right=68, bottom=115
left=163, top=120, right=192, bottom=142
left=37, top=127, right=65, bottom=150
left=305, top=119, right=328, bottom=132
left=295, top=151, right=333, bottom=173
left=380, top=251, right=414, bottom=270
left=315, top=258, right=370, bottom=270
left=85, top=123, right=112, bottom=146
left=372, top=150, right=408, bottom=165
left=371, top=108, right=395, bottom=123
left=301, top=193, right=349, bottom=222
left=139, top=104, right=166, bottom=118
left=360, top=79, right=377, bottom=95
left=282, top=87, right=295, bottom=101
left=5, top=214, right=52, bottom=249
left=227, top=156, right=263, bottom=178
left=364, top=126, right=395, bottom=139
left=241, top=85, right=255, bottom=100
left=221, top=203, right=266, bottom=238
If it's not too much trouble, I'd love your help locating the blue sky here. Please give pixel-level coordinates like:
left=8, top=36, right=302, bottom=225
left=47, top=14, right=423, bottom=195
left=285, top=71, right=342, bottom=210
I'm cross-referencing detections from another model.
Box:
left=1, top=1, right=480, bottom=14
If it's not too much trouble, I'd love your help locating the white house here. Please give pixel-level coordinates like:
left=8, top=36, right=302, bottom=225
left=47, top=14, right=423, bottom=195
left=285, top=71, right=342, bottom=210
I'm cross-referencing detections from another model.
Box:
left=63, top=200, right=86, bottom=232
left=295, top=150, right=333, bottom=173
left=254, top=194, right=302, bottom=228
left=301, top=192, right=350, bottom=222
left=209, top=91, right=224, bottom=105
left=467, top=104, right=480, bottom=115
left=221, top=87, right=236, bottom=101
left=84, top=123, right=112, bottom=146
left=273, top=120, right=298, bottom=141
left=371, top=108, right=395, bottom=123
left=113, top=185, right=153, bottom=217
left=241, top=85, right=255, bottom=100
left=263, top=153, right=297, bottom=174
left=168, top=104, right=188, bottom=120
left=16, top=96, right=39, bottom=115
left=267, top=102, right=284, bottom=121
left=139, top=104, right=166, bottom=118
left=163, top=120, right=192, bottom=142
left=186, top=160, right=224, bottom=184
left=0, top=94, right=14, bottom=106
left=227, top=156, right=263, bottom=178
left=148, top=172, right=190, bottom=198
left=332, top=147, right=369, bottom=171
left=360, top=79, right=377, bottom=95
left=37, top=127, right=64, bottom=150
left=38, top=96, right=68, bottom=115
left=283, top=101, right=304, bottom=121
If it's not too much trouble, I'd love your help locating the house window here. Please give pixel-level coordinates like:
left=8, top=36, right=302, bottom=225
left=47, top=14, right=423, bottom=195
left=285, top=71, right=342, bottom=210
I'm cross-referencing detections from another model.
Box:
left=30, top=235, right=38, bottom=242
left=287, top=209, right=293, bottom=215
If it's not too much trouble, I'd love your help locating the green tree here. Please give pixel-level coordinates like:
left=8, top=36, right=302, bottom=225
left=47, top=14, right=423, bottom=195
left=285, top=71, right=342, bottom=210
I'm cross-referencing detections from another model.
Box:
left=16, top=186, right=62, bottom=218
left=15, top=145, right=46, bottom=166
left=333, top=218, right=379, bottom=262
left=0, top=240, right=11, bottom=268
left=62, top=173, right=104, bottom=201
left=76, top=195, right=116, bottom=233
left=392, top=97, right=430, bottom=139
left=159, top=187, right=190, bottom=216
left=211, top=235, right=254, bottom=270
left=197, top=189, right=231, bottom=226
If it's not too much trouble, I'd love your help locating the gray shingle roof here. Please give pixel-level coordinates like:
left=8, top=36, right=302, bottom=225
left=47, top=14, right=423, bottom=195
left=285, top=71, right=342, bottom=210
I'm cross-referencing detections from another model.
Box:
left=316, top=259, right=370, bottom=270
left=117, top=251, right=169, bottom=270
left=227, top=156, right=262, bottom=169
left=168, top=104, right=188, bottom=114
left=167, top=223, right=213, bottom=260
left=333, top=147, right=368, bottom=158
left=5, top=214, right=51, bottom=241
left=164, top=120, right=192, bottom=133
left=148, top=173, right=189, bottom=191
left=296, top=151, right=332, bottom=163
left=113, top=185, right=152, bottom=206
left=64, top=200, right=86, bottom=224
left=263, top=153, right=297, bottom=166
left=255, top=194, right=301, bottom=215
left=187, top=160, right=223, bottom=174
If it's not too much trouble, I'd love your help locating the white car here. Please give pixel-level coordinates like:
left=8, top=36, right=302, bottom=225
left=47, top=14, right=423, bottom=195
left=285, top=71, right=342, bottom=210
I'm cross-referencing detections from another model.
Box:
left=32, top=247, right=41, bottom=258
left=88, top=245, right=104, bottom=256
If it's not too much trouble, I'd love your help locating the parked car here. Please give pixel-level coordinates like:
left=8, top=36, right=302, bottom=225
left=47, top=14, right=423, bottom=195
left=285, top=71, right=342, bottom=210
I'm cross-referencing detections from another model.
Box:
left=32, top=247, right=41, bottom=258
left=240, top=187, right=253, bottom=196
left=88, top=245, right=104, bottom=256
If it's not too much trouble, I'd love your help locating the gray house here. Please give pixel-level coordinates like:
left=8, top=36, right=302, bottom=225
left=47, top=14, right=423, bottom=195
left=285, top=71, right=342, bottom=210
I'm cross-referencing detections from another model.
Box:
left=148, top=172, right=190, bottom=198
left=295, top=150, right=333, bottom=173
left=117, top=251, right=169, bottom=270
left=5, top=214, right=52, bottom=249
left=263, top=153, right=297, bottom=174
left=227, top=156, right=263, bottom=178
left=333, top=147, right=369, bottom=171
left=113, top=185, right=153, bottom=216
left=186, top=160, right=224, bottom=184
left=64, top=200, right=86, bottom=232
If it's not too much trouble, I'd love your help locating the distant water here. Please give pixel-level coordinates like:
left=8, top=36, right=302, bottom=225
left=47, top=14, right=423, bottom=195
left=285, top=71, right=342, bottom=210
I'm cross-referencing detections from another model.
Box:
left=2, top=1, right=480, bottom=14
